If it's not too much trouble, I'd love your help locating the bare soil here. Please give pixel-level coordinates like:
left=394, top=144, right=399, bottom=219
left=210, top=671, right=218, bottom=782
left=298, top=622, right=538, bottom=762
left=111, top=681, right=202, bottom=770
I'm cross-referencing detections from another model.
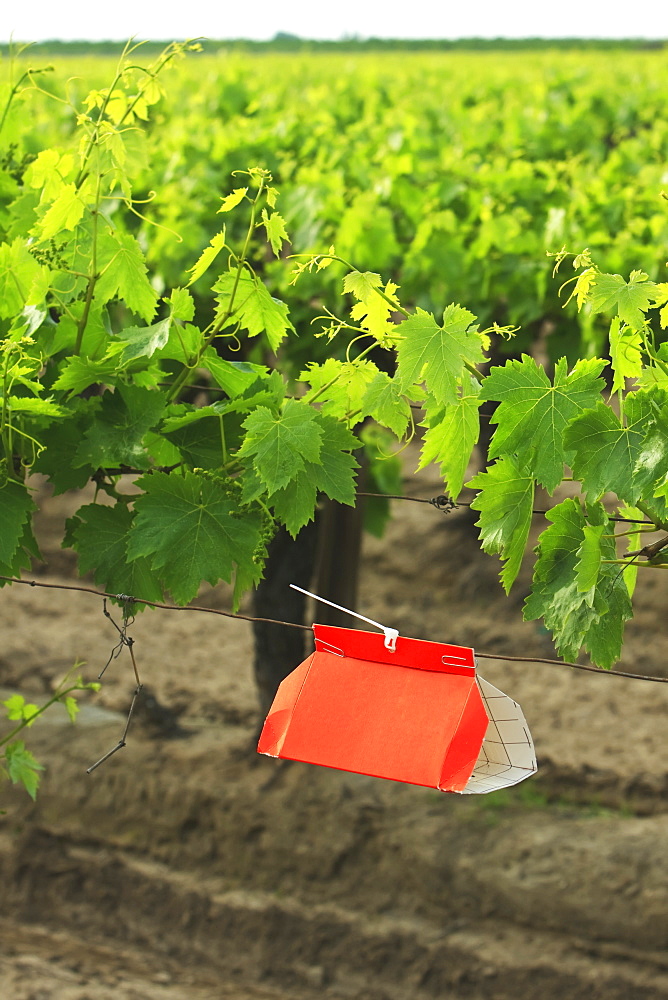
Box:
left=1, top=456, right=667, bottom=999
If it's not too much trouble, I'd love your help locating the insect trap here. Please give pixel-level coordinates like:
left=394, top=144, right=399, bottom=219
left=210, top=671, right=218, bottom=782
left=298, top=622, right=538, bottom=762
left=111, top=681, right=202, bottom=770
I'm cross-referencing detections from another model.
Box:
left=257, top=587, right=537, bottom=794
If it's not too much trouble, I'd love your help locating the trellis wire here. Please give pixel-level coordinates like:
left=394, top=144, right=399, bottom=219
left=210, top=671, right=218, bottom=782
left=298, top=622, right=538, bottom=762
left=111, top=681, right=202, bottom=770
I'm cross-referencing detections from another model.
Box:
left=0, top=573, right=665, bottom=684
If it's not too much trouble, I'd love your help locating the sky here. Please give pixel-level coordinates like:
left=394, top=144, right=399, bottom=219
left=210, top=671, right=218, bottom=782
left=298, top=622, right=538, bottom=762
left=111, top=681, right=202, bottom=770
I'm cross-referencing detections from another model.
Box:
left=3, top=0, right=668, bottom=43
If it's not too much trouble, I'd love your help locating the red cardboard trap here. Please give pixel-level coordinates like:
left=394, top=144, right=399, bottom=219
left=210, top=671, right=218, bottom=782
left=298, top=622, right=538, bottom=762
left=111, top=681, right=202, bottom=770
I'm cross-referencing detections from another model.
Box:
left=258, top=605, right=537, bottom=794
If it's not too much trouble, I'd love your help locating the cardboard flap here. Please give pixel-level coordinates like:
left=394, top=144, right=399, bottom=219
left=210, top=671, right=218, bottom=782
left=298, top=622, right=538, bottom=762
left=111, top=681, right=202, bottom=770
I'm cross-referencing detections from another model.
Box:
left=257, top=654, right=313, bottom=757
left=313, top=624, right=475, bottom=675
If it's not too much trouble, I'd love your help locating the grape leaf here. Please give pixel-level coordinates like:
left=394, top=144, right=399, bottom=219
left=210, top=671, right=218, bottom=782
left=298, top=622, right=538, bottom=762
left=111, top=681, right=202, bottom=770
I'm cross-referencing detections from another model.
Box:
left=52, top=357, right=120, bottom=396
left=214, top=270, right=293, bottom=351
left=116, top=318, right=171, bottom=364
left=575, top=523, right=605, bottom=592
left=165, top=287, right=195, bottom=322
left=161, top=409, right=228, bottom=468
left=395, top=305, right=484, bottom=406
left=218, top=187, right=247, bottom=213
left=608, top=316, right=643, bottom=391
left=343, top=270, right=382, bottom=301
left=6, top=397, right=68, bottom=418
left=0, top=239, right=44, bottom=318
left=0, top=479, right=36, bottom=567
left=307, top=414, right=359, bottom=506
left=523, top=499, right=598, bottom=660
left=361, top=372, right=412, bottom=438
left=270, top=476, right=318, bottom=537
left=95, top=229, right=157, bottom=322
left=187, top=229, right=227, bottom=285
left=564, top=401, right=644, bottom=500
left=3, top=694, right=39, bottom=724
left=482, top=355, right=606, bottom=492
left=466, top=457, right=534, bottom=592
left=67, top=503, right=164, bottom=602
left=270, top=415, right=358, bottom=535
left=239, top=399, right=323, bottom=495
left=261, top=209, right=290, bottom=256
left=38, top=183, right=85, bottom=240
left=33, top=406, right=100, bottom=493
left=127, top=471, right=262, bottom=605
left=523, top=499, right=631, bottom=666
left=419, top=383, right=481, bottom=497
left=5, top=740, right=43, bottom=799
left=200, top=349, right=269, bottom=397
left=627, top=387, right=668, bottom=500
left=0, top=518, right=40, bottom=583
left=345, top=271, right=400, bottom=343
left=300, top=358, right=379, bottom=425
left=75, top=384, right=165, bottom=470
left=589, top=270, right=656, bottom=330
left=62, top=696, right=79, bottom=724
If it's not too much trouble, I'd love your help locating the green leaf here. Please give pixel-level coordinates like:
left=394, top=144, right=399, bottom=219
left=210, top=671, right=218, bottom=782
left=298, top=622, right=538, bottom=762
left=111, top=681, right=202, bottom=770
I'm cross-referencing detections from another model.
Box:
left=33, top=405, right=100, bottom=493
left=609, top=317, right=643, bottom=392
left=627, top=388, right=668, bottom=500
left=523, top=499, right=597, bottom=660
left=361, top=372, right=412, bottom=438
left=523, top=499, right=632, bottom=667
left=3, top=694, right=39, bottom=724
left=116, top=318, right=171, bottom=364
left=342, top=270, right=382, bottom=301
left=161, top=408, right=227, bottom=468
left=239, top=399, right=323, bottom=495
left=307, top=414, right=359, bottom=506
left=52, top=356, right=119, bottom=396
left=361, top=426, right=403, bottom=538
left=220, top=371, right=286, bottom=417
left=63, top=696, right=79, bottom=724
left=482, top=355, right=606, bottom=492
left=127, top=471, right=262, bottom=605
left=96, top=229, right=157, bottom=322
left=38, top=184, right=84, bottom=240
left=395, top=305, right=484, bottom=406
left=0, top=517, right=40, bottom=583
left=200, top=350, right=269, bottom=397
left=300, top=358, right=379, bottom=425
left=589, top=270, right=656, bottom=330
left=187, top=228, right=227, bottom=285
left=4, top=740, right=43, bottom=799
left=467, top=457, right=534, bottom=592
left=165, top=287, right=195, bottom=322
left=616, top=506, right=644, bottom=597
left=0, top=239, right=44, bottom=318
left=564, top=401, right=644, bottom=500
left=261, top=209, right=290, bottom=256
left=350, top=277, right=400, bottom=343
left=75, top=384, right=166, bottom=470
left=214, top=270, right=293, bottom=351
left=271, top=476, right=318, bottom=537
left=575, top=522, right=605, bottom=592
left=6, top=397, right=68, bottom=418
left=218, top=187, right=247, bottom=213
left=419, top=384, right=481, bottom=498
left=269, top=415, right=359, bottom=536
left=67, top=503, right=164, bottom=602
left=0, top=479, right=35, bottom=568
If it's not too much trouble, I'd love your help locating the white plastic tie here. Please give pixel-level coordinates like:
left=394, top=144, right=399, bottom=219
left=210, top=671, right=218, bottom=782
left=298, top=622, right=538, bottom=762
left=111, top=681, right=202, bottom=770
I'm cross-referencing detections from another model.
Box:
left=289, top=584, right=399, bottom=652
